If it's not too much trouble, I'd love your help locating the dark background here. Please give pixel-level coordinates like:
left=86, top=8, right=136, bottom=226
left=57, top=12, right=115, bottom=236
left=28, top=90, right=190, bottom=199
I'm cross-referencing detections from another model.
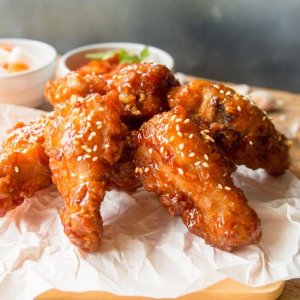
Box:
left=1, top=0, right=300, bottom=92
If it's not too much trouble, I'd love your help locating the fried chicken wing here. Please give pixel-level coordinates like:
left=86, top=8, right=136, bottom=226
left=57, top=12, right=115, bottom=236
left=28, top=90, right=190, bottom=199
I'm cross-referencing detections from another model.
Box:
left=133, top=106, right=261, bottom=251
left=45, top=72, right=107, bottom=105
left=109, top=63, right=179, bottom=124
left=168, top=80, right=290, bottom=176
left=44, top=91, right=127, bottom=252
left=0, top=115, right=52, bottom=217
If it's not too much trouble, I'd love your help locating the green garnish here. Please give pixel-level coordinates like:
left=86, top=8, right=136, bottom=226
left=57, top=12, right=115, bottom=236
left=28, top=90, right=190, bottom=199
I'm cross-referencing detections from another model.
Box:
left=85, top=47, right=150, bottom=64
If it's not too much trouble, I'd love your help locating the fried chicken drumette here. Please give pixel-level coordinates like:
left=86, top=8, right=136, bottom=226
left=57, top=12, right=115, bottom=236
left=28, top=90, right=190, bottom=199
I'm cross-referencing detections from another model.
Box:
left=133, top=106, right=261, bottom=251
left=168, top=80, right=290, bottom=176
left=0, top=115, right=52, bottom=217
left=109, top=62, right=179, bottom=124
left=45, top=72, right=107, bottom=105
left=44, top=91, right=127, bottom=252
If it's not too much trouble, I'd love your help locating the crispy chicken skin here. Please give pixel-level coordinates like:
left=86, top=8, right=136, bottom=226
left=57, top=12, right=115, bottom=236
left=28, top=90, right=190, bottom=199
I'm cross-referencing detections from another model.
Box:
left=133, top=106, right=261, bottom=251
left=108, top=134, right=141, bottom=191
left=0, top=115, right=52, bottom=217
left=45, top=72, right=107, bottom=105
left=168, top=80, right=290, bottom=176
left=44, top=92, right=127, bottom=252
left=109, top=63, right=180, bottom=123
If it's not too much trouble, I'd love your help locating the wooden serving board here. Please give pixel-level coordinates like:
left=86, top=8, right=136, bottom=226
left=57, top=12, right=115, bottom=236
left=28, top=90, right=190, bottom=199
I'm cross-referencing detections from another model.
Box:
left=37, top=279, right=285, bottom=300
left=36, top=79, right=300, bottom=300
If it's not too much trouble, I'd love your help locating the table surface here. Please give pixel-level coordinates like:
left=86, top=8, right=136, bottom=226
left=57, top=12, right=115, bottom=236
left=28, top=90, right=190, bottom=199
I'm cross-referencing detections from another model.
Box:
left=38, top=79, right=300, bottom=299
left=263, top=87, right=300, bottom=300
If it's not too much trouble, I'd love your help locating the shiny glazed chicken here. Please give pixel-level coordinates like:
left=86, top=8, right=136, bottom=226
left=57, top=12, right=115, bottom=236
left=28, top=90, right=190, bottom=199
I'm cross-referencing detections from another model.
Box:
left=168, top=80, right=290, bottom=175
left=0, top=115, right=52, bottom=217
left=0, top=62, right=290, bottom=252
left=133, top=106, right=261, bottom=251
left=44, top=92, right=127, bottom=252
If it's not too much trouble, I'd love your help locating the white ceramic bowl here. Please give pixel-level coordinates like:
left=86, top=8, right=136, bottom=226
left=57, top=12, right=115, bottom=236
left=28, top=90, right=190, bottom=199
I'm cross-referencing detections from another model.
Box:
left=58, top=42, right=174, bottom=78
left=0, top=39, right=57, bottom=107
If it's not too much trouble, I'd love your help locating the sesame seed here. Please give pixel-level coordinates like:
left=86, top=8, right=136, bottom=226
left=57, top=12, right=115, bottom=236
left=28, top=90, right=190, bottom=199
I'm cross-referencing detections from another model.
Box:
left=181, top=151, right=185, bottom=157
left=195, top=161, right=201, bottom=166
left=224, top=186, right=231, bottom=191
left=93, top=145, right=98, bottom=152
left=178, top=168, right=184, bottom=175
left=104, top=144, right=109, bottom=148
left=249, top=141, right=253, bottom=145
left=99, top=107, right=104, bottom=112
left=171, top=115, right=176, bottom=122
left=164, top=124, right=169, bottom=131
left=184, top=118, right=190, bottom=124
left=204, top=154, right=209, bottom=160
left=70, top=173, right=76, bottom=177
left=203, top=129, right=210, bottom=133
left=237, top=106, right=241, bottom=112
left=81, top=145, right=88, bottom=150
left=135, top=167, right=139, bottom=173
left=262, top=116, right=266, bottom=121
left=176, top=118, right=182, bottom=123
left=176, top=124, right=180, bottom=131
left=14, top=166, right=19, bottom=173
left=88, top=132, right=96, bottom=141
left=189, top=152, right=195, bottom=158
left=85, top=154, right=91, bottom=159
left=202, top=162, right=209, bottom=168
left=77, top=156, right=83, bottom=162
left=217, top=184, right=223, bottom=189
left=220, top=90, right=224, bottom=94
left=92, top=157, right=98, bottom=161
left=225, top=91, right=231, bottom=96
left=148, top=148, right=153, bottom=154
left=139, top=168, right=143, bottom=175
left=160, top=146, right=165, bottom=154
left=170, top=136, right=175, bottom=142
left=189, top=134, right=194, bottom=139
left=177, top=132, right=183, bottom=137
left=144, top=167, right=149, bottom=173
left=213, top=84, right=220, bottom=89
left=179, top=143, right=184, bottom=150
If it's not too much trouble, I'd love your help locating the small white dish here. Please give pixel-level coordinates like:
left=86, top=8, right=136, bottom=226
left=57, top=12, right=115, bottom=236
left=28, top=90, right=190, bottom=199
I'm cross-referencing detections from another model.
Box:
left=58, top=42, right=174, bottom=78
left=0, top=38, right=57, bottom=107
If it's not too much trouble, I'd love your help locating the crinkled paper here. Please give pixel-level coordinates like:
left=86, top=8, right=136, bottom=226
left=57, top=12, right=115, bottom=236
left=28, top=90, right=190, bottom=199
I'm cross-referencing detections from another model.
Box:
left=0, top=104, right=299, bottom=300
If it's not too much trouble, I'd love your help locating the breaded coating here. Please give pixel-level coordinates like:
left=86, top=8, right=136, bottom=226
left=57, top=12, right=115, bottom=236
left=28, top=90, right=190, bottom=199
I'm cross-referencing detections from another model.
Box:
left=0, top=115, right=52, bottom=217
left=109, top=63, right=179, bottom=122
left=168, top=80, right=290, bottom=176
left=45, top=72, right=107, bottom=105
left=133, top=106, right=261, bottom=251
left=44, top=92, right=127, bottom=252
left=108, top=133, right=141, bottom=191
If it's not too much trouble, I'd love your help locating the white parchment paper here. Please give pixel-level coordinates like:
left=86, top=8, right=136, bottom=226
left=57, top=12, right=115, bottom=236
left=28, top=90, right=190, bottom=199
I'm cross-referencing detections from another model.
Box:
left=0, top=104, right=299, bottom=300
